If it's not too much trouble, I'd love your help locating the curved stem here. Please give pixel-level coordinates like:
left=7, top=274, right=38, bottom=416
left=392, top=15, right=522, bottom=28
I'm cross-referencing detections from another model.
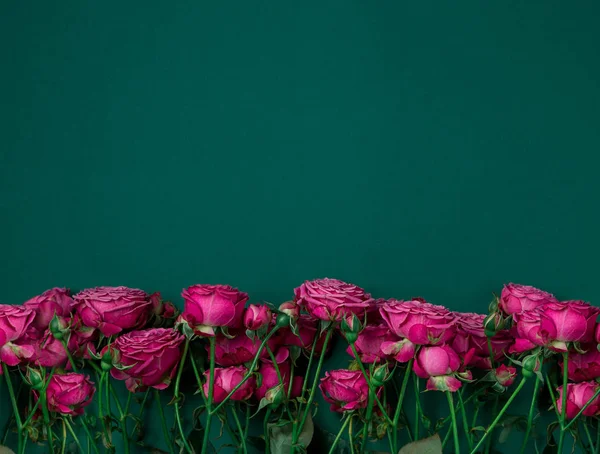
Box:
left=231, top=403, right=248, bottom=454
left=458, top=389, right=473, bottom=450
left=360, top=388, right=375, bottom=454
left=564, top=387, right=600, bottom=431
left=484, top=397, right=498, bottom=454
left=40, top=389, right=56, bottom=453
left=61, top=339, right=78, bottom=371
left=264, top=408, right=272, bottom=454
left=61, top=418, right=67, bottom=454
left=470, top=378, right=527, bottom=454
left=520, top=374, right=542, bottom=453
left=414, top=375, right=422, bottom=439
left=446, top=392, right=460, bottom=454
left=2, top=364, right=23, bottom=430
left=154, top=389, right=174, bottom=454
left=64, top=417, right=83, bottom=453
left=189, top=347, right=208, bottom=406
left=79, top=413, right=100, bottom=454
left=557, top=351, right=569, bottom=454
left=173, top=337, right=193, bottom=453
left=391, top=359, right=414, bottom=453
left=349, top=416, right=356, bottom=454
left=581, top=421, right=595, bottom=452
left=201, top=336, right=216, bottom=454
left=328, top=416, right=352, bottom=454
left=108, top=382, right=130, bottom=454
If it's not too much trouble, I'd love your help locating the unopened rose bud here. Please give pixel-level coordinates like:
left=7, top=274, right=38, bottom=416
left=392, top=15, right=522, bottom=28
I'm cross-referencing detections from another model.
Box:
left=276, top=313, right=291, bottom=328
left=522, top=354, right=541, bottom=379
left=371, top=364, right=389, bottom=387
left=243, top=304, right=271, bottom=331
left=264, top=384, right=285, bottom=408
left=49, top=314, right=69, bottom=340
left=484, top=313, right=502, bottom=338
left=341, top=314, right=362, bottom=344
left=26, top=367, right=44, bottom=391
left=101, top=348, right=115, bottom=372
left=278, top=302, right=300, bottom=321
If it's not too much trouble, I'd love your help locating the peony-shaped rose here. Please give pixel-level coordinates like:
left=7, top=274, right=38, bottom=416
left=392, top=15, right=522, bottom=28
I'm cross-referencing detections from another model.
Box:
left=452, top=312, right=513, bottom=369
left=346, top=324, right=397, bottom=363
left=23, top=328, right=68, bottom=368
left=511, top=301, right=599, bottom=353
left=319, top=369, right=370, bottom=413
left=203, top=366, right=256, bottom=403
left=563, top=350, right=600, bottom=382
left=213, top=332, right=270, bottom=367
left=380, top=299, right=456, bottom=346
left=46, top=373, right=95, bottom=416
left=499, top=283, right=558, bottom=315
left=244, top=304, right=271, bottom=331
left=180, top=284, right=248, bottom=337
left=255, top=360, right=303, bottom=401
left=106, top=328, right=184, bottom=392
left=413, top=345, right=467, bottom=392
left=0, top=304, right=36, bottom=366
left=74, top=286, right=153, bottom=337
left=294, top=278, right=373, bottom=322
left=556, top=382, right=600, bottom=420
left=24, top=288, right=74, bottom=331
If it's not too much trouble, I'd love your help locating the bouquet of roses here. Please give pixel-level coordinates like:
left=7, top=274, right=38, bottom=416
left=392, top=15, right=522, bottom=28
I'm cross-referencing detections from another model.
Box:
left=0, top=279, right=599, bottom=454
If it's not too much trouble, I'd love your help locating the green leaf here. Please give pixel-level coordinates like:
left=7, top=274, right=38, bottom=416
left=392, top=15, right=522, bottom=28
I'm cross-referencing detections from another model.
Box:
left=269, top=413, right=314, bottom=454
left=397, top=433, right=442, bottom=454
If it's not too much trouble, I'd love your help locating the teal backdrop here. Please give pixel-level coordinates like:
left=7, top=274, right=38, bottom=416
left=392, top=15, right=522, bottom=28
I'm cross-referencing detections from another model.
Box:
left=1, top=1, right=600, bottom=453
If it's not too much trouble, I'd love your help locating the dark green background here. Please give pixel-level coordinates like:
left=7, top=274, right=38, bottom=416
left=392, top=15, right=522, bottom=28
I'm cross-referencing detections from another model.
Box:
left=1, top=2, right=599, bottom=452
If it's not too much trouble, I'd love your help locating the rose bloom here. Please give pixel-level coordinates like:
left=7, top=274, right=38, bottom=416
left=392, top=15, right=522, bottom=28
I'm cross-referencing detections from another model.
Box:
left=213, top=332, right=271, bottom=367
left=67, top=314, right=99, bottom=359
left=495, top=365, right=517, bottom=387
left=379, top=299, right=456, bottom=346
left=255, top=360, right=303, bottom=400
left=563, top=350, right=600, bottom=382
left=74, top=286, right=153, bottom=337
left=244, top=304, right=272, bottom=331
left=511, top=301, right=599, bottom=353
left=203, top=366, right=256, bottom=403
left=556, top=382, right=600, bottom=420
left=108, top=328, right=185, bottom=392
left=150, top=292, right=177, bottom=320
left=346, top=323, right=397, bottom=363
left=181, top=284, right=248, bottom=337
left=279, top=315, right=330, bottom=354
left=452, top=312, right=513, bottom=369
left=499, top=283, right=558, bottom=315
left=294, top=278, right=373, bottom=322
left=319, top=369, right=369, bottom=413
left=0, top=304, right=36, bottom=366
left=24, top=288, right=74, bottom=331
left=23, top=328, right=68, bottom=368
left=46, top=373, right=96, bottom=416
left=413, top=345, right=466, bottom=392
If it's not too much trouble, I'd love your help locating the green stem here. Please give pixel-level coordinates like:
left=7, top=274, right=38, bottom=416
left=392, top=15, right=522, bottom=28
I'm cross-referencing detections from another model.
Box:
left=64, top=417, right=84, bottom=453
left=2, top=364, right=23, bottom=430
left=414, top=375, right=421, bottom=439
left=564, top=387, right=600, bottom=431
left=520, top=375, right=542, bottom=453
left=391, top=359, right=414, bottom=453
left=155, top=389, right=174, bottom=454
left=189, top=347, right=208, bottom=406
left=595, top=419, right=600, bottom=454
left=231, top=403, right=248, bottom=454
left=458, top=389, right=473, bottom=450
left=349, top=416, right=356, bottom=454
left=61, top=417, right=67, bottom=454
left=470, top=378, right=527, bottom=454
left=557, top=352, right=569, bottom=454
left=79, top=414, right=100, bottom=454
left=484, top=397, right=498, bottom=454
left=211, top=327, right=280, bottom=414
left=360, top=388, right=375, bottom=453
left=173, top=337, right=193, bottom=453
left=264, top=408, right=272, bottom=454
left=294, top=328, right=334, bottom=444
left=201, top=336, right=217, bottom=454
left=40, top=389, right=56, bottom=453
left=582, top=421, right=595, bottom=452
left=447, top=392, right=460, bottom=454
left=61, top=339, right=78, bottom=371
left=109, top=383, right=130, bottom=454
left=329, top=416, right=352, bottom=454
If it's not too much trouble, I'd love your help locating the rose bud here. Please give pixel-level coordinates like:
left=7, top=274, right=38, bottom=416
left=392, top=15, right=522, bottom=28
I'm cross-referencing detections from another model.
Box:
left=203, top=366, right=256, bottom=403
left=413, top=345, right=464, bottom=392
left=45, top=373, right=96, bottom=416
left=564, top=350, right=600, bottom=382
left=108, top=328, right=185, bottom=392
left=181, top=284, right=248, bottom=337
left=379, top=299, right=456, bottom=346
left=279, top=302, right=300, bottom=321
left=556, top=382, right=600, bottom=419
left=0, top=304, right=36, bottom=366
left=341, top=314, right=362, bottom=344
left=347, top=324, right=397, bottom=363
left=371, top=363, right=390, bottom=387
left=294, top=278, right=373, bottom=322
left=521, top=354, right=542, bottom=379
left=23, top=288, right=74, bottom=331
left=74, top=286, right=154, bottom=337
left=244, top=304, right=272, bottom=331
left=255, top=361, right=303, bottom=403
left=25, top=367, right=45, bottom=391
left=494, top=365, right=517, bottom=387
left=499, top=283, right=558, bottom=315
left=319, top=369, right=369, bottom=413
left=49, top=314, right=70, bottom=340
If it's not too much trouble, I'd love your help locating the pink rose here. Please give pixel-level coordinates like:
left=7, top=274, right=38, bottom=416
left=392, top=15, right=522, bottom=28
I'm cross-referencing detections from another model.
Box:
left=294, top=278, right=373, bottom=322
left=203, top=366, right=256, bottom=403
left=23, top=328, right=68, bottom=368
left=24, top=288, right=74, bottom=331
left=452, top=312, right=513, bottom=369
left=181, top=284, right=248, bottom=337
left=46, top=373, right=95, bottom=416
left=213, top=332, right=271, bottom=367
left=346, top=324, right=397, bottom=363
left=556, top=382, right=600, bottom=420
left=150, top=292, right=177, bottom=320
left=413, top=345, right=466, bottom=392
left=499, top=283, right=558, bottom=315
left=280, top=315, right=329, bottom=354
left=67, top=314, right=99, bottom=359
left=563, top=350, right=600, bottom=382
left=380, top=299, right=456, bottom=346
left=495, top=365, right=517, bottom=387
left=319, top=369, right=369, bottom=413
left=255, top=360, right=303, bottom=401
left=279, top=302, right=300, bottom=320
left=244, top=304, right=271, bottom=331
left=74, top=286, right=153, bottom=336
left=107, top=328, right=184, bottom=392
left=511, top=301, right=599, bottom=353
left=0, top=304, right=36, bottom=366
